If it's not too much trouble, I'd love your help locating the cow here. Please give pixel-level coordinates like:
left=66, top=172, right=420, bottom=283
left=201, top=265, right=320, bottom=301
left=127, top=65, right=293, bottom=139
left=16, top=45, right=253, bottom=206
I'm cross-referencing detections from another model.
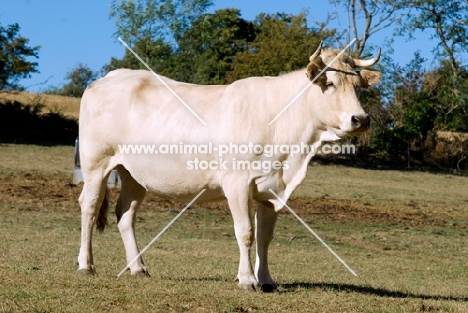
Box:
left=77, top=41, right=381, bottom=292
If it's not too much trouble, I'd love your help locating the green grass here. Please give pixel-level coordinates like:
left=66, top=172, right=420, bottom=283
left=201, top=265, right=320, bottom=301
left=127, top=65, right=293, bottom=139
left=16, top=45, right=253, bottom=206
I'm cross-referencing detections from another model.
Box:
left=0, top=144, right=73, bottom=175
left=295, top=163, right=468, bottom=211
left=0, top=144, right=467, bottom=312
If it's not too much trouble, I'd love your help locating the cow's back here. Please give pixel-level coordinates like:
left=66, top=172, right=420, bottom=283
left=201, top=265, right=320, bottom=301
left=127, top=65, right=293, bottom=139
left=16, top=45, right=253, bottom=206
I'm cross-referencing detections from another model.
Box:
left=79, top=69, right=289, bottom=148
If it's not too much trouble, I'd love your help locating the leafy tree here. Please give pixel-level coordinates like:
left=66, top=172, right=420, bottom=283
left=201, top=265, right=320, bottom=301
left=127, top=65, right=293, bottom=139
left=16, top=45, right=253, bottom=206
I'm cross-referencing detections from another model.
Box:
left=102, top=38, right=175, bottom=76
left=368, top=52, right=441, bottom=159
left=109, top=0, right=213, bottom=46
left=106, top=0, right=214, bottom=80
left=227, top=12, right=332, bottom=82
left=175, top=8, right=256, bottom=84
left=423, top=61, right=468, bottom=131
left=391, top=52, right=427, bottom=121
left=0, top=22, right=40, bottom=90
left=399, top=0, right=468, bottom=95
left=107, top=2, right=337, bottom=86
left=58, top=63, right=98, bottom=97
left=104, top=8, right=256, bottom=85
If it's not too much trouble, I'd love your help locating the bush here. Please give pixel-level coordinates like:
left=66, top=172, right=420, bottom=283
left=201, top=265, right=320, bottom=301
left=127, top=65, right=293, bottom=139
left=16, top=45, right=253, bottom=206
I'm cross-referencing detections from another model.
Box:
left=0, top=100, right=78, bottom=145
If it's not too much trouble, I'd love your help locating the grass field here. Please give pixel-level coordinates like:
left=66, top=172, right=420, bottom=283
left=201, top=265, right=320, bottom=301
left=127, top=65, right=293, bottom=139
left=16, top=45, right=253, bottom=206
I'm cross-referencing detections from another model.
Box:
left=0, top=144, right=467, bottom=312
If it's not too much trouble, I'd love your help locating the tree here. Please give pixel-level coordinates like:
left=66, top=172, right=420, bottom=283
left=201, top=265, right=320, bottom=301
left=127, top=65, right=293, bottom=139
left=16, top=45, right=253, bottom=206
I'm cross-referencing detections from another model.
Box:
left=102, top=38, right=175, bottom=76
left=329, top=0, right=406, bottom=56
left=227, top=12, right=332, bottom=82
left=397, top=0, right=468, bottom=134
left=423, top=61, right=468, bottom=131
left=104, top=8, right=256, bottom=85
left=391, top=53, right=437, bottom=141
left=106, top=0, right=214, bottom=81
left=0, top=22, right=40, bottom=90
left=175, top=8, right=256, bottom=84
left=109, top=0, right=213, bottom=46
left=399, top=0, right=468, bottom=95
left=59, top=63, right=98, bottom=97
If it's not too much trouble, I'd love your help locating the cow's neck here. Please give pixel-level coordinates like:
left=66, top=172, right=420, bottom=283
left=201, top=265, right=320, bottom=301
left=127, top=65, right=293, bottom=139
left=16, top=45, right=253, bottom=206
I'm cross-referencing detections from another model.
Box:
left=266, top=70, right=343, bottom=210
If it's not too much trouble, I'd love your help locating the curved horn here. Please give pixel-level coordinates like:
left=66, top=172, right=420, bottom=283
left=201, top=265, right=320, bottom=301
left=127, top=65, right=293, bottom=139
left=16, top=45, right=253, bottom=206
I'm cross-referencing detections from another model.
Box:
left=353, top=48, right=381, bottom=68
left=309, top=41, right=323, bottom=61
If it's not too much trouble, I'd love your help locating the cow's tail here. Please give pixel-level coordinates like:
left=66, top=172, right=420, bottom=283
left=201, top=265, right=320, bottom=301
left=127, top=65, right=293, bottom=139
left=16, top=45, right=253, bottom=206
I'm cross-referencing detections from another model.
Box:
left=96, top=188, right=109, bottom=233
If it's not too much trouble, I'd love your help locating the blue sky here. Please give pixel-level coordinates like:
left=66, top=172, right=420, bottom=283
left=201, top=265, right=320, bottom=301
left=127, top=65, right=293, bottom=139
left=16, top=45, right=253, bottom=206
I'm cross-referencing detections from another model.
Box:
left=0, top=0, right=442, bottom=92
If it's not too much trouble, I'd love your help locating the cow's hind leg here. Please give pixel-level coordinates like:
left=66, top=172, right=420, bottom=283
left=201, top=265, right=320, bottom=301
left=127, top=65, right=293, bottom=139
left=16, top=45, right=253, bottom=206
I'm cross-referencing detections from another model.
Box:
left=77, top=171, right=109, bottom=274
left=224, top=182, right=258, bottom=291
left=255, top=201, right=279, bottom=292
left=115, top=165, right=149, bottom=276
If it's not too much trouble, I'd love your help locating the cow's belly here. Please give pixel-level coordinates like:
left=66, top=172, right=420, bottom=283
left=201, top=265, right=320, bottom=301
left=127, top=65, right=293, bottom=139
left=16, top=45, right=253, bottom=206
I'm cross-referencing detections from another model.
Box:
left=116, top=151, right=309, bottom=208
left=120, top=154, right=226, bottom=202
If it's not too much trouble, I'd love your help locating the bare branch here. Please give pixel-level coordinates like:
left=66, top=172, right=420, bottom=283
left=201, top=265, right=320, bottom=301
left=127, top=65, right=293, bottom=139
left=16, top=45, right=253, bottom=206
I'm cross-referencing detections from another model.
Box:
left=336, top=0, right=407, bottom=56
left=351, top=0, right=359, bottom=48
left=368, top=14, right=404, bottom=36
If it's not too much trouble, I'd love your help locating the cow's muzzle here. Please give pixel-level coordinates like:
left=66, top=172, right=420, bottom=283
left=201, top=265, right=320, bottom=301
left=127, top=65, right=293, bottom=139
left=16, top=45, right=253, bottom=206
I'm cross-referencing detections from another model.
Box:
left=350, top=114, right=370, bottom=132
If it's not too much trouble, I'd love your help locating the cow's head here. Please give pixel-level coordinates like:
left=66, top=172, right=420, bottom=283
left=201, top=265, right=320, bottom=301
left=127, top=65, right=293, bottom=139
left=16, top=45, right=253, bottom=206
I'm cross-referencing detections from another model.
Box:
left=305, top=41, right=381, bottom=136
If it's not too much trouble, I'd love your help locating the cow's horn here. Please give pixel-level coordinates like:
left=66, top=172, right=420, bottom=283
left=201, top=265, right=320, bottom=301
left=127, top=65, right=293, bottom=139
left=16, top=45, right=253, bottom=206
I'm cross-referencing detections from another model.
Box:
left=353, top=48, right=381, bottom=68
left=309, top=41, right=323, bottom=62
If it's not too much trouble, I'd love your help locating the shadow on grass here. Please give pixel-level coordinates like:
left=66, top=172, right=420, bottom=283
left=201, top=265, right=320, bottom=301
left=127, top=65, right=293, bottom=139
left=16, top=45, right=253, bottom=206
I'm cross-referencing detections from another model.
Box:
left=162, top=275, right=231, bottom=283
left=281, top=282, right=468, bottom=302
left=0, top=100, right=77, bottom=146
left=312, top=153, right=467, bottom=176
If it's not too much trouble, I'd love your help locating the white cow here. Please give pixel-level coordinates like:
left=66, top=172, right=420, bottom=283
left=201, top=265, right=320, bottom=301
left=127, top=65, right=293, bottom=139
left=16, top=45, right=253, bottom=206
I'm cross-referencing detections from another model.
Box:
left=77, top=42, right=381, bottom=292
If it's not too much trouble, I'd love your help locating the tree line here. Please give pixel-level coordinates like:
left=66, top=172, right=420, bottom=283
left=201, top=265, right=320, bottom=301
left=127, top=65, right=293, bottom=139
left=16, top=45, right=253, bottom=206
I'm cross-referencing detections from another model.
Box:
left=1, top=0, right=467, bottom=167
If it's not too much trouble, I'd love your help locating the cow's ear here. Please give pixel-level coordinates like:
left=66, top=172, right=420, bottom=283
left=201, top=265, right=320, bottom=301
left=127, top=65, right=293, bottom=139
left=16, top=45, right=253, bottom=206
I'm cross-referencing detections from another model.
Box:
left=306, top=59, right=327, bottom=85
left=359, top=69, right=381, bottom=89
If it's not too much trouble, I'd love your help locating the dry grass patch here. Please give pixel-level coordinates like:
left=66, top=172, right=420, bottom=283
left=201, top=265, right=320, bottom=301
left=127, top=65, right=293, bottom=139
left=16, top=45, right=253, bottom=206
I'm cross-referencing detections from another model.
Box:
left=0, top=90, right=80, bottom=119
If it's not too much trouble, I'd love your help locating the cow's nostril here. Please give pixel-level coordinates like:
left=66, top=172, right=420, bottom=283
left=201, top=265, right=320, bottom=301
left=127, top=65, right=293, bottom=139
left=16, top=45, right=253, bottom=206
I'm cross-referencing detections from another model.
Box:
left=351, top=114, right=370, bottom=131
left=351, top=115, right=361, bottom=128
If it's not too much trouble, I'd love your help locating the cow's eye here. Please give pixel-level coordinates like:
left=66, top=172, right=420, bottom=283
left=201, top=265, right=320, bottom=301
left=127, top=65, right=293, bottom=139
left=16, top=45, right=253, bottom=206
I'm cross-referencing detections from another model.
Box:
left=326, top=81, right=334, bottom=88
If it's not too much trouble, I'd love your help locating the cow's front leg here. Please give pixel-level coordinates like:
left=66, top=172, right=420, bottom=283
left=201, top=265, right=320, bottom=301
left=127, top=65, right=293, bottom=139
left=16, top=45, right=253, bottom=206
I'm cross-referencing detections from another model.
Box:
left=255, top=202, right=279, bottom=292
left=224, top=182, right=258, bottom=291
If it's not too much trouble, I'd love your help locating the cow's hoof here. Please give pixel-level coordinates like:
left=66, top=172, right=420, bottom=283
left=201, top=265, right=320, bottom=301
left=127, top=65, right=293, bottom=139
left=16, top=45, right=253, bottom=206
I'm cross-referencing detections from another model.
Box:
left=132, top=270, right=151, bottom=278
left=77, top=268, right=96, bottom=275
left=238, top=283, right=257, bottom=292
left=260, top=284, right=278, bottom=293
